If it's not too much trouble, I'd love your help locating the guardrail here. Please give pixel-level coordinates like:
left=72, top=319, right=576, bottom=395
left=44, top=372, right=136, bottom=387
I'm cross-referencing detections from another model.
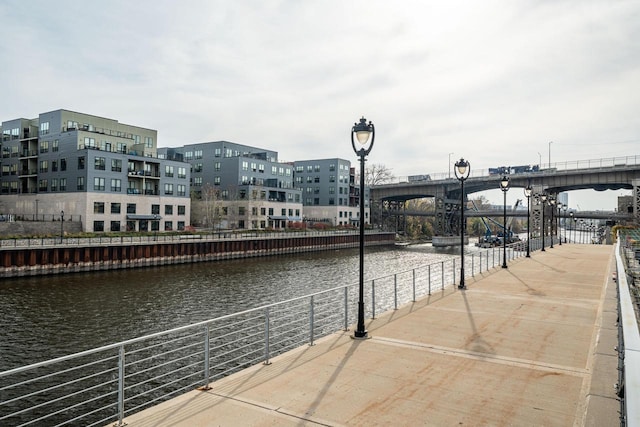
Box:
left=616, top=232, right=640, bottom=427
left=0, top=239, right=540, bottom=426
left=388, top=154, right=640, bottom=183
left=0, top=229, right=377, bottom=249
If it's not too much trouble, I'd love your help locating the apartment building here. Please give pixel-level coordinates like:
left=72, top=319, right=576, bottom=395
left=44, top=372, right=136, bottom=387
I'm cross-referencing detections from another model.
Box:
left=0, top=109, right=190, bottom=232
left=292, top=158, right=370, bottom=226
left=159, top=141, right=302, bottom=230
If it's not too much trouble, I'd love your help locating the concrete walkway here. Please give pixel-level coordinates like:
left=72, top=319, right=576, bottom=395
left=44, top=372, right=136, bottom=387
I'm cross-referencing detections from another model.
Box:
left=122, top=244, right=620, bottom=426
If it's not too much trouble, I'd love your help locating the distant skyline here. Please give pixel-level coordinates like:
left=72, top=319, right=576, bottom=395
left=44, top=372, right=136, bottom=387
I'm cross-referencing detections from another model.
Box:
left=1, top=0, right=637, bottom=210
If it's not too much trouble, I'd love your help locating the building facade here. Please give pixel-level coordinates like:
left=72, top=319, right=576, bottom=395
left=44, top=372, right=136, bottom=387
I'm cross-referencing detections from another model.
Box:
left=1, top=110, right=190, bottom=233
left=159, top=141, right=302, bottom=230
left=292, top=158, right=370, bottom=227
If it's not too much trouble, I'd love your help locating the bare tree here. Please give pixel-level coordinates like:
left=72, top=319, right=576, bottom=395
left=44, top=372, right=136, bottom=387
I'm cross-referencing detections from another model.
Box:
left=365, top=163, right=395, bottom=186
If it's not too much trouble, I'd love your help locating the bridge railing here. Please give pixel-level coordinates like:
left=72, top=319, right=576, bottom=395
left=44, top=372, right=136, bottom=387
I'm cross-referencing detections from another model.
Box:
left=0, top=239, right=538, bottom=427
left=389, top=154, right=640, bottom=184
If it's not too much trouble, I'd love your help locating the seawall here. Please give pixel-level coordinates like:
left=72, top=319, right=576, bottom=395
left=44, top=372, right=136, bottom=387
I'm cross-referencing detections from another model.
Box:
left=0, top=232, right=395, bottom=278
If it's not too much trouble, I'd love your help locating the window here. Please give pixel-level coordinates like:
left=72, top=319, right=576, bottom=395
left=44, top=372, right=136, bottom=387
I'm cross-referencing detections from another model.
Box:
left=39, top=140, right=49, bottom=153
left=165, top=165, right=174, bottom=177
left=268, top=208, right=274, bottom=215
left=94, top=202, right=105, bottom=214
left=238, top=207, right=245, bottom=216
left=177, top=221, right=185, bottom=231
left=151, top=204, right=160, bottom=215
left=329, top=164, right=335, bottom=171
left=110, top=221, right=121, bottom=232
left=242, top=161, right=248, bottom=171
left=40, top=121, right=50, bottom=135
left=111, top=203, right=121, bottom=214
left=111, top=179, right=121, bottom=192
left=111, top=159, right=122, bottom=172
left=164, top=183, right=173, bottom=195
left=127, top=203, right=136, bottom=214
left=50, top=178, right=57, bottom=192
left=258, top=164, right=265, bottom=173
left=60, top=158, right=67, bottom=171
left=260, top=207, right=266, bottom=215
left=184, top=151, right=193, bottom=160
left=94, top=177, right=105, bottom=191
left=178, top=205, right=185, bottom=215
left=78, top=156, right=85, bottom=170
left=165, top=205, right=173, bottom=215
left=93, top=221, right=105, bottom=232
left=145, top=136, right=153, bottom=148
left=52, top=161, right=58, bottom=172
left=214, top=176, right=221, bottom=185
left=38, top=179, right=48, bottom=192
left=281, top=208, right=286, bottom=216
left=195, top=150, right=203, bottom=159
left=164, top=221, right=173, bottom=231
left=84, top=137, right=97, bottom=148
left=39, top=160, right=48, bottom=173
left=214, top=148, right=221, bottom=157
left=52, top=139, right=59, bottom=152
left=77, top=177, right=84, bottom=191
left=272, top=166, right=277, bottom=175
left=178, top=167, right=186, bottom=178
left=194, top=177, right=202, bottom=186
left=60, top=178, right=66, bottom=191
left=193, top=163, right=202, bottom=172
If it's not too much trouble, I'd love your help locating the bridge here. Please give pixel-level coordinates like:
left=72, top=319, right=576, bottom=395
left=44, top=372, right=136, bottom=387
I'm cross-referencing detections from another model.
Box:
left=371, top=155, right=640, bottom=237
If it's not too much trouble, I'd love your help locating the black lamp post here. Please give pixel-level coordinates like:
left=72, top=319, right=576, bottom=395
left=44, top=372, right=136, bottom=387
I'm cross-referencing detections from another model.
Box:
left=60, top=210, right=64, bottom=242
left=454, top=158, right=470, bottom=289
left=573, top=217, right=577, bottom=243
left=540, top=193, right=547, bottom=251
left=351, top=116, right=375, bottom=339
left=549, top=196, right=555, bottom=249
left=562, top=205, right=568, bottom=243
left=524, top=186, right=532, bottom=257
left=500, top=175, right=510, bottom=268
left=557, top=203, right=562, bottom=246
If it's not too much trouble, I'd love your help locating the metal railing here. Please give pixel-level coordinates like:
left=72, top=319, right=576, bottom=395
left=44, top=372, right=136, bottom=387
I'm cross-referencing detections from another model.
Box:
left=0, top=239, right=539, bottom=426
left=389, top=154, right=640, bottom=183
left=616, top=232, right=640, bottom=427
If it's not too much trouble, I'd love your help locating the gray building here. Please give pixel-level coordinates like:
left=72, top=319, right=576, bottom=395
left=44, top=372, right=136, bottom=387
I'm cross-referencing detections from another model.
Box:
left=159, top=141, right=302, bottom=230
left=293, top=158, right=370, bottom=226
left=1, top=109, right=190, bottom=233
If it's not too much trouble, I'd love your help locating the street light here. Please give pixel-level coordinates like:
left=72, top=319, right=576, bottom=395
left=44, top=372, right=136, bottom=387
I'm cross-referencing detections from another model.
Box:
left=549, top=196, right=555, bottom=249
left=540, top=193, right=547, bottom=251
left=500, top=175, right=510, bottom=268
left=60, top=210, right=64, bottom=242
left=454, top=158, right=470, bottom=289
left=524, top=186, right=532, bottom=257
left=557, top=203, right=563, bottom=246
left=562, top=205, right=568, bottom=243
left=569, top=211, right=574, bottom=243
left=351, top=116, right=375, bottom=339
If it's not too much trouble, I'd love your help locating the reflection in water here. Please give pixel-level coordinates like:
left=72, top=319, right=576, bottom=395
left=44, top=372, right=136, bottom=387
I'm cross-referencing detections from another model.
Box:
left=0, top=244, right=456, bottom=370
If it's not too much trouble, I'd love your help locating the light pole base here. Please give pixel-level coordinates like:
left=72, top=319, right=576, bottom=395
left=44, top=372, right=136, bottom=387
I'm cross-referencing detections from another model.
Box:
left=351, top=332, right=370, bottom=340
left=502, top=264, right=508, bottom=269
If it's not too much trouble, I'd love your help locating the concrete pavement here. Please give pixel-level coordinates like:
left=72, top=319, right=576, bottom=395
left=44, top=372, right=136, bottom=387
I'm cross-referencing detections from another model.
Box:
left=122, top=244, right=620, bottom=426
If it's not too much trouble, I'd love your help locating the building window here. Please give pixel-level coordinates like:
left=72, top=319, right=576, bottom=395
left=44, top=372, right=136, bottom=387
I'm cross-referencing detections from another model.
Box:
left=94, top=202, right=105, bottom=214
left=178, top=205, right=186, bottom=215
left=93, top=221, right=105, bottom=232
left=165, top=205, right=173, bottom=215
left=214, top=176, right=221, bottom=185
left=214, top=148, right=221, bottom=157
left=39, top=140, right=49, bottom=153
left=38, top=179, right=48, bottom=192
left=164, top=183, right=173, bottom=195
left=184, top=151, right=193, bottom=160
left=178, top=167, right=186, bottom=178
left=194, top=163, right=203, bottom=172
left=84, top=137, right=97, bottom=148
left=60, top=158, right=67, bottom=171
left=195, top=150, right=203, bottom=159
left=145, top=136, right=153, bottom=148
left=78, top=156, right=85, bottom=170
left=110, top=221, right=121, bottom=232
left=165, top=165, right=174, bottom=177
left=111, top=159, right=122, bottom=172
left=52, top=161, right=58, bottom=172
left=111, top=179, right=121, bottom=192
left=111, top=203, right=121, bottom=214
left=177, top=221, right=185, bottom=231
left=242, top=161, right=249, bottom=171
left=127, top=203, right=136, bottom=214
left=177, top=184, right=186, bottom=196
left=194, top=177, right=202, bottom=186
left=164, top=221, right=173, bottom=231
left=77, top=177, right=84, bottom=190
left=268, top=208, right=274, bottom=216
left=151, top=204, right=160, bottom=215
left=94, top=177, right=105, bottom=191
left=39, top=160, right=48, bottom=173
left=60, top=178, right=66, bottom=191
left=40, top=121, right=50, bottom=135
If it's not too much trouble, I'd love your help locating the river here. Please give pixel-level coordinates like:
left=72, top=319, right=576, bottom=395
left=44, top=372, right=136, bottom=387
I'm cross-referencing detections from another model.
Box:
left=0, top=243, right=465, bottom=372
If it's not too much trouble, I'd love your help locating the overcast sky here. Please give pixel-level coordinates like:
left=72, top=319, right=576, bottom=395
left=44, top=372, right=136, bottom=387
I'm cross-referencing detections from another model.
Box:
left=1, top=1, right=638, bottom=210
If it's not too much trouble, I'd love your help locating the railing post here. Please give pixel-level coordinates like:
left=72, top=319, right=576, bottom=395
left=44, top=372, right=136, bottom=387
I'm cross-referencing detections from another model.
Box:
left=428, top=264, right=431, bottom=295
left=309, top=295, right=315, bottom=346
left=372, top=280, right=376, bottom=319
left=441, top=261, right=444, bottom=290
left=264, top=307, right=271, bottom=365
left=394, top=274, right=398, bottom=310
left=203, top=324, right=210, bottom=389
left=472, top=253, right=475, bottom=277
left=412, top=269, right=416, bottom=302
left=117, top=345, right=125, bottom=427
left=344, top=286, right=349, bottom=331
left=453, top=258, right=456, bottom=285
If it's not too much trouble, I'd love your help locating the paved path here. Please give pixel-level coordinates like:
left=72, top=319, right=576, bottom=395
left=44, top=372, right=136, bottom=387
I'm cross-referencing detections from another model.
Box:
left=122, top=244, right=620, bottom=426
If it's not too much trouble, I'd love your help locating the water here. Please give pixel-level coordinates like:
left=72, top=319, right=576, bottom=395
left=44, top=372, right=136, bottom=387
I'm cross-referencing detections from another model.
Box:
left=0, top=244, right=460, bottom=372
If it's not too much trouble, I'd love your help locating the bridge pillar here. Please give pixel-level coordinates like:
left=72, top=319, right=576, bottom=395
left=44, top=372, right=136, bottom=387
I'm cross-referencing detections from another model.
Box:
left=633, top=179, right=640, bottom=225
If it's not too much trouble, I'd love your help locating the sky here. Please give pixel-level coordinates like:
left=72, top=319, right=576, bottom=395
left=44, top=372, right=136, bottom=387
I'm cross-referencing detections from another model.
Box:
left=1, top=0, right=638, bottom=210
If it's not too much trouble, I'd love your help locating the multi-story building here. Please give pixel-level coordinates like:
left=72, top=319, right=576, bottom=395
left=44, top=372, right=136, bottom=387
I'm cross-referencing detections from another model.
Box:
left=159, top=141, right=302, bottom=230
left=292, top=158, right=370, bottom=226
left=0, top=109, right=190, bottom=233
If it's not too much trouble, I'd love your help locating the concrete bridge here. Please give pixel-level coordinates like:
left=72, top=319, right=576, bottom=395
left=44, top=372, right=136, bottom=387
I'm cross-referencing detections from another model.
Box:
left=372, top=155, right=640, bottom=236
